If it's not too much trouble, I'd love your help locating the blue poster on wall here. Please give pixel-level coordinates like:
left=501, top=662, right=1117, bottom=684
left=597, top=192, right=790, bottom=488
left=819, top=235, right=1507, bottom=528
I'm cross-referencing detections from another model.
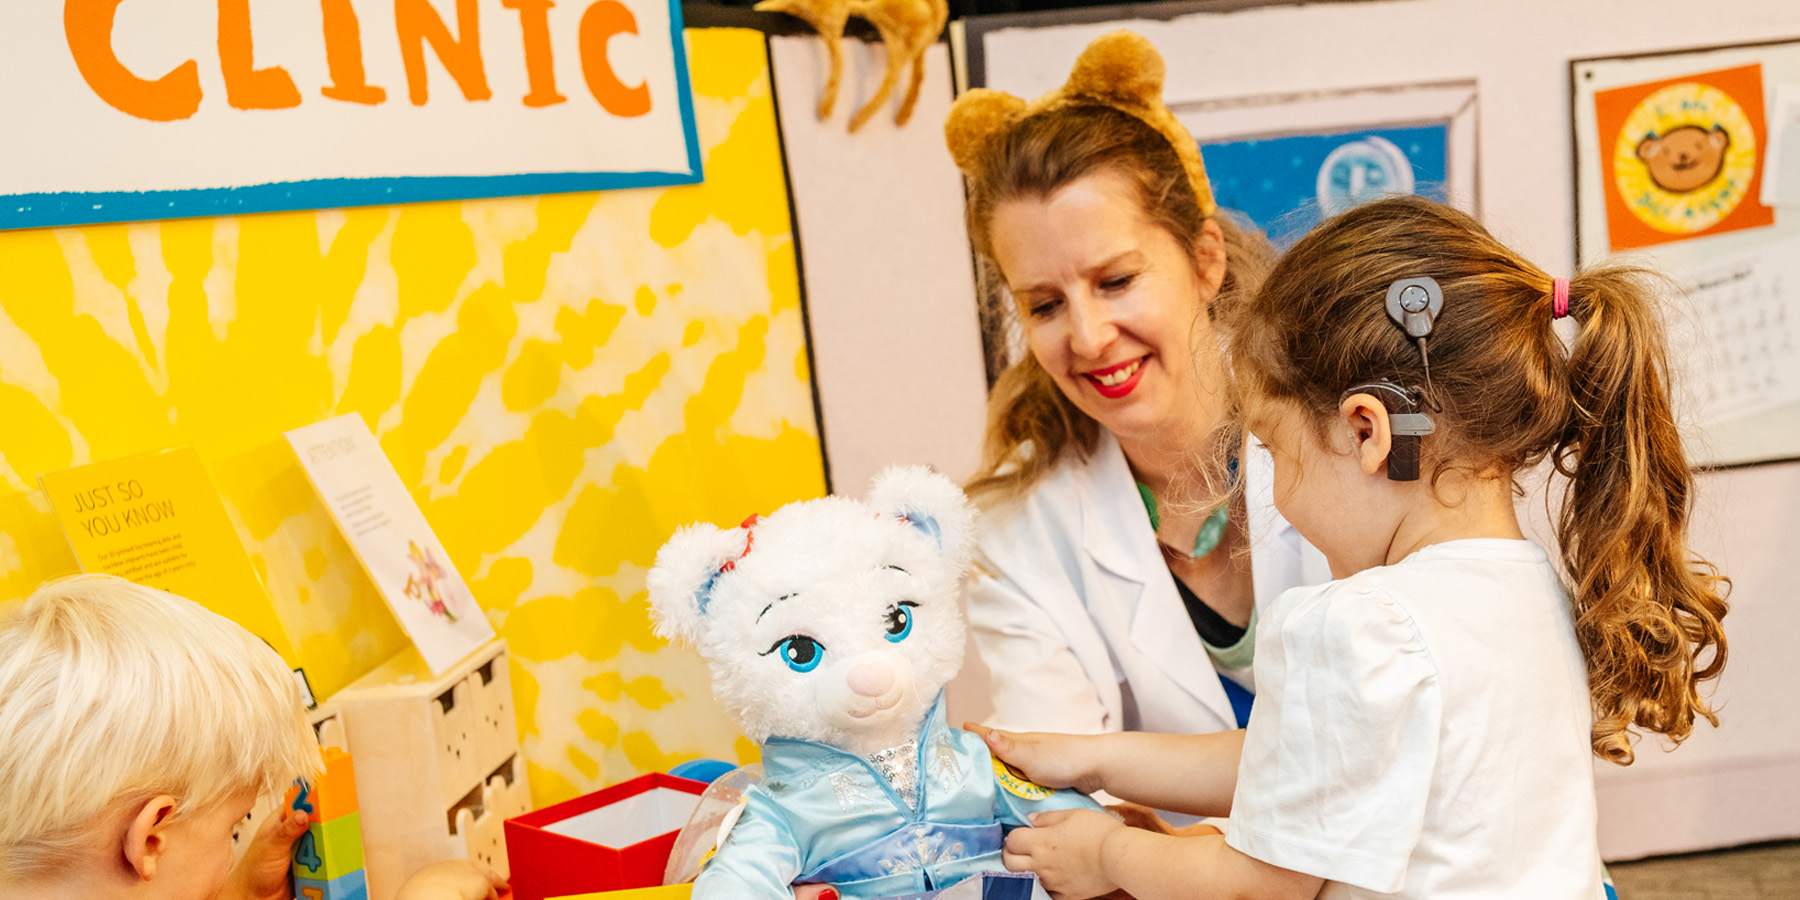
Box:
left=1200, top=123, right=1449, bottom=248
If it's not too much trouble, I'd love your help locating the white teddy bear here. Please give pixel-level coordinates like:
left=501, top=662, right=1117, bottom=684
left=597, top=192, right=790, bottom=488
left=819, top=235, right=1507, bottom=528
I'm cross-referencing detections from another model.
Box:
left=647, top=466, right=1101, bottom=900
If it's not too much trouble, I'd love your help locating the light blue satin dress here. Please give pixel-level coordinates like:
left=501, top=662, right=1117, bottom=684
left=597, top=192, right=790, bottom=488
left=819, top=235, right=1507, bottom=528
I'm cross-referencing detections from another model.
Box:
left=694, top=694, right=1104, bottom=899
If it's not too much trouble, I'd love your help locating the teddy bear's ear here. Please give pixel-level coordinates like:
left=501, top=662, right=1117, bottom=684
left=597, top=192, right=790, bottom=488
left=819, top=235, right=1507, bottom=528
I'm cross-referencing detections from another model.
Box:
left=867, top=465, right=976, bottom=562
left=944, top=89, right=1027, bottom=173
left=646, top=523, right=747, bottom=646
left=1065, top=30, right=1165, bottom=109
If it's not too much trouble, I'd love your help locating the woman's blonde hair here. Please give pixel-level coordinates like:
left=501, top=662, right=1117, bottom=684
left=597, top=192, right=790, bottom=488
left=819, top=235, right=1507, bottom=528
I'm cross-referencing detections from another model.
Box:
left=0, top=574, right=321, bottom=877
left=961, top=105, right=1275, bottom=504
left=1216, top=195, right=1729, bottom=764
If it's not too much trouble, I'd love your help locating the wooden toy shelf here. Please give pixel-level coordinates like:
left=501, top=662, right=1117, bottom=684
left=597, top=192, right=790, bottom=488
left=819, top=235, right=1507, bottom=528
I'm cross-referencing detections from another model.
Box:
left=332, top=639, right=530, bottom=900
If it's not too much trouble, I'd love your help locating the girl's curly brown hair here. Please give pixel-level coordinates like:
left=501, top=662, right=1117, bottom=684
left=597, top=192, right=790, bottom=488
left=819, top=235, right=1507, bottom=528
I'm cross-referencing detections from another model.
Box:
left=1215, top=195, right=1729, bottom=764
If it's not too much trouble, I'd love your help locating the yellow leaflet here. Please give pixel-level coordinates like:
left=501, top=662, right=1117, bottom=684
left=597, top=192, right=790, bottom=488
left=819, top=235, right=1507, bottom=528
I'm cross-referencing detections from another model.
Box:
left=40, top=446, right=304, bottom=675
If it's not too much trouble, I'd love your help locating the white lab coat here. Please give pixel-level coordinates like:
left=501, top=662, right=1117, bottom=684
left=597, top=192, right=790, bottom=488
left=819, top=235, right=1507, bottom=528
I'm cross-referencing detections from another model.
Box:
left=966, top=430, right=1330, bottom=739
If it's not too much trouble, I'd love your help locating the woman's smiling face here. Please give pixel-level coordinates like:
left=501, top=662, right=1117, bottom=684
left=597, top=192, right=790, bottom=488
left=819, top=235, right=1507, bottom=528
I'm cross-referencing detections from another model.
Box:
left=989, top=167, right=1227, bottom=445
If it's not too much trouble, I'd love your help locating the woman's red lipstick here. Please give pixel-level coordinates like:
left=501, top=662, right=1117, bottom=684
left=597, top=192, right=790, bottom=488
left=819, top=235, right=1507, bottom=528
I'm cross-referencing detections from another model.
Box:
left=1084, top=356, right=1147, bottom=399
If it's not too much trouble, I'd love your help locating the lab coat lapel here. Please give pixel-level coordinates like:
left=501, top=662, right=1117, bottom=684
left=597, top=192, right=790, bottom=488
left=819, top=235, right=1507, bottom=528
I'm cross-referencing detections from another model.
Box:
left=1075, top=434, right=1236, bottom=727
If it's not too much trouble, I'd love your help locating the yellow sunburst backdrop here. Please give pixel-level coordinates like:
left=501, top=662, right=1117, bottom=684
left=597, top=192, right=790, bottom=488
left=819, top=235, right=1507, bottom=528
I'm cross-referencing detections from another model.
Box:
left=0, top=27, right=826, bottom=808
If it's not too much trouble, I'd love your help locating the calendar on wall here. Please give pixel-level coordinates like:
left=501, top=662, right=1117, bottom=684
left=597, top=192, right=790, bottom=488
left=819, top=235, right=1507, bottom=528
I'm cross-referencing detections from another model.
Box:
left=1675, top=252, right=1800, bottom=427
left=1574, top=37, right=1800, bottom=468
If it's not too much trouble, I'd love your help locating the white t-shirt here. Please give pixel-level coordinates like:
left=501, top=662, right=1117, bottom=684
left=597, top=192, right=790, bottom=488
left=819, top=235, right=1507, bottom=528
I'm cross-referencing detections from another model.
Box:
left=1226, top=539, right=1604, bottom=899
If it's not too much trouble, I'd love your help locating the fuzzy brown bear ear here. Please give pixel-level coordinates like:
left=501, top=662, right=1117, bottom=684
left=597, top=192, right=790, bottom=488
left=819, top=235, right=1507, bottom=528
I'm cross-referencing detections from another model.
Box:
left=1065, top=30, right=1165, bottom=108
left=944, top=88, right=1027, bottom=173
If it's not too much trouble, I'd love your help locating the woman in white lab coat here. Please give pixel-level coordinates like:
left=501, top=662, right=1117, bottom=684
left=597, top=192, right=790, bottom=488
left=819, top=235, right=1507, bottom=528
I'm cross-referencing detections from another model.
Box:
left=949, top=73, right=1329, bottom=751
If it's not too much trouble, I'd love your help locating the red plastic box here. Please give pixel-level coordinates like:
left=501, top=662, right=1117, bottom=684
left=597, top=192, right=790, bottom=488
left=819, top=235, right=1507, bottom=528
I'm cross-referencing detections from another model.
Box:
left=505, top=773, right=708, bottom=900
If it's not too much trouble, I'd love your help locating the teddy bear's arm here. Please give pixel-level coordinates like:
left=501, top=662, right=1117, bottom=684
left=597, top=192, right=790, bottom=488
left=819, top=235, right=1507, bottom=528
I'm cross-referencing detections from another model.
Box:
left=692, top=797, right=807, bottom=900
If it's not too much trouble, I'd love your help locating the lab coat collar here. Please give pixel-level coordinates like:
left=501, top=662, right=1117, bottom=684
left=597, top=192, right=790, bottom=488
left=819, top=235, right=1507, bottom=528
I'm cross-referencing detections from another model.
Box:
left=1071, top=433, right=1237, bottom=727
left=1073, top=431, right=1155, bottom=584
left=1076, top=432, right=1306, bottom=608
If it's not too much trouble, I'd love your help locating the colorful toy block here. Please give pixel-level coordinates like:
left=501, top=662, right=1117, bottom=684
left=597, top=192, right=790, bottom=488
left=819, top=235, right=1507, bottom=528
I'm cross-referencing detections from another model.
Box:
left=294, top=870, right=370, bottom=900
left=290, top=746, right=367, bottom=888
left=294, top=812, right=366, bottom=881
left=286, top=747, right=359, bottom=824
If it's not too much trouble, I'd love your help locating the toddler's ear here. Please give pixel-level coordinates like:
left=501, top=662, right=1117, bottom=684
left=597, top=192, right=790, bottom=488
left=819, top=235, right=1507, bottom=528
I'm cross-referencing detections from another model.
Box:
left=867, top=465, right=976, bottom=564
left=646, top=523, right=745, bottom=646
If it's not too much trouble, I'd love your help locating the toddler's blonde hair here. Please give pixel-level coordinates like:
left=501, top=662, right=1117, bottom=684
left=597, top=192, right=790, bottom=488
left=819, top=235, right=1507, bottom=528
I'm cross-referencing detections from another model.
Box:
left=0, top=574, right=321, bottom=877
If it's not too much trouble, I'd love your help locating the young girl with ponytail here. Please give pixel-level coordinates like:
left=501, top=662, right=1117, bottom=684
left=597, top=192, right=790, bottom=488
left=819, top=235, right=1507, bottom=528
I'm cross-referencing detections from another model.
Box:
left=971, top=195, right=1730, bottom=900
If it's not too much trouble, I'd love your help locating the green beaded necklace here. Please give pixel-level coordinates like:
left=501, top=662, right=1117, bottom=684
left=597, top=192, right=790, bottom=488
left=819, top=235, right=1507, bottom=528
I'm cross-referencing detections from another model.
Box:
left=1136, top=483, right=1229, bottom=560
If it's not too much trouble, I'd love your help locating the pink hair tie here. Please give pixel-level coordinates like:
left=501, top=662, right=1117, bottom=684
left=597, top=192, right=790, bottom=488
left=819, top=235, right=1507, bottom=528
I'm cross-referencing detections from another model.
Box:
left=1552, top=278, right=1570, bottom=320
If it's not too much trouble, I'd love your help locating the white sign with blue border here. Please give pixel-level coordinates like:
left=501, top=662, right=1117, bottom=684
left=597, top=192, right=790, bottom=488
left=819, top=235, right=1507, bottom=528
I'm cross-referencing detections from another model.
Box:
left=1, top=0, right=702, bottom=230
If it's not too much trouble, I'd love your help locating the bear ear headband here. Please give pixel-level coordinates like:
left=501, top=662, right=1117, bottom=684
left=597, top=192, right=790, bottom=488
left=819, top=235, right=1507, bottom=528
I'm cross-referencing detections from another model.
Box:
left=943, top=30, right=1216, bottom=218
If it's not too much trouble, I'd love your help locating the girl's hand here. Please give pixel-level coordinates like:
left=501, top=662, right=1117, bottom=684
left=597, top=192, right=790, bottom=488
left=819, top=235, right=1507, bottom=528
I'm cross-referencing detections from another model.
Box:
left=1001, top=809, right=1124, bottom=900
left=963, top=722, right=1108, bottom=795
left=395, top=860, right=508, bottom=900
left=221, top=807, right=312, bottom=900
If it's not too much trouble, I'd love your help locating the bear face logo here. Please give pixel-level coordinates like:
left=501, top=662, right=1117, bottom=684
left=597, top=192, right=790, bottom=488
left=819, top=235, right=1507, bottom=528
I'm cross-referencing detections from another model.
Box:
left=1636, top=124, right=1730, bottom=193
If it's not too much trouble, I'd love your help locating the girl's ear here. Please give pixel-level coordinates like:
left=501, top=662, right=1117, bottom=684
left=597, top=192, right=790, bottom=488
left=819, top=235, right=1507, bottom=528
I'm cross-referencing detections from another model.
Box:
left=1339, top=392, right=1395, bottom=477
left=646, top=523, right=746, bottom=646
left=867, top=465, right=976, bottom=565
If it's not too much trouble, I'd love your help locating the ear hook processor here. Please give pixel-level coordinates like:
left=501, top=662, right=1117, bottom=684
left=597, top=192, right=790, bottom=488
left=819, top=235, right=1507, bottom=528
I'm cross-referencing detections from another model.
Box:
left=1341, top=380, right=1435, bottom=482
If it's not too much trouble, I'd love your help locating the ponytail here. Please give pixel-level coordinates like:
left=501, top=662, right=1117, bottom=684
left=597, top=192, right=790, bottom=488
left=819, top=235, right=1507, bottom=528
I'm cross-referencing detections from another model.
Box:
left=1555, top=267, right=1729, bottom=764
left=1220, top=196, right=1731, bottom=765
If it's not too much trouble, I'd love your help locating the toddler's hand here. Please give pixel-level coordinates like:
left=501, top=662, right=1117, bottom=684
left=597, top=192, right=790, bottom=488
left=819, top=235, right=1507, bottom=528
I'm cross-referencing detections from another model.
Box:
left=395, top=860, right=508, bottom=900
left=1002, top=808, right=1124, bottom=900
left=221, top=807, right=312, bottom=900
left=964, top=722, right=1106, bottom=795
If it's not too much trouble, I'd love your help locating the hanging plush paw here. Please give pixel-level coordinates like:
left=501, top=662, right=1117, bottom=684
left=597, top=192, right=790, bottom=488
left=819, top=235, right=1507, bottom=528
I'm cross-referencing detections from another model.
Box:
left=845, top=0, right=937, bottom=132
left=891, top=0, right=947, bottom=126
left=755, top=0, right=851, bottom=119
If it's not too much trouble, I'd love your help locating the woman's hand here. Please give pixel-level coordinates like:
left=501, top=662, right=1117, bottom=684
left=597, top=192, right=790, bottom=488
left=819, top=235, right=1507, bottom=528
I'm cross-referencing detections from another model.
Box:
left=394, top=860, right=508, bottom=900
left=220, top=808, right=312, bottom=900
left=964, top=722, right=1110, bottom=795
left=1001, top=809, right=1125, bottom=900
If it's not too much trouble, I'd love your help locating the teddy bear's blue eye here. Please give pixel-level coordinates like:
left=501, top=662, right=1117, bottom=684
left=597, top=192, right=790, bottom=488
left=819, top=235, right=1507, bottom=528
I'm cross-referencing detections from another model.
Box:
left=884, top=602, right=917, bottom=642
left=778, top=636, right=823, bottom=672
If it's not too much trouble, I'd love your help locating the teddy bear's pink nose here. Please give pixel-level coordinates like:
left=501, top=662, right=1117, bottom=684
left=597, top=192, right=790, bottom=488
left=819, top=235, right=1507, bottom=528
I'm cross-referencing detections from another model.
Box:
left=847, top=663, right=895, bottom=697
